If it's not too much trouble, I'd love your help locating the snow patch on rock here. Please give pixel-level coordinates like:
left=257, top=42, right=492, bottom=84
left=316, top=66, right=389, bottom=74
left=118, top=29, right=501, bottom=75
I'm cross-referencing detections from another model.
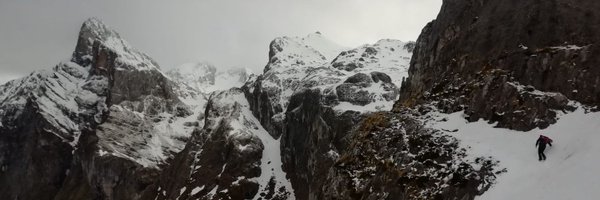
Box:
left=0, top=61, right=108, bottom=147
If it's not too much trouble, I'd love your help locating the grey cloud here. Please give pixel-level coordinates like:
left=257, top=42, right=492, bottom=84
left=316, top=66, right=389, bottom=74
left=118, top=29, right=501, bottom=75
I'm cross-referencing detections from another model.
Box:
left=0, top=0, right=441, bottom=81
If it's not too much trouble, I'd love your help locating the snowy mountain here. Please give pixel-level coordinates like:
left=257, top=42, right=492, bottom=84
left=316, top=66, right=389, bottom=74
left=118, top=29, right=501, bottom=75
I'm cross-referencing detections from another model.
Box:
left=245, top=33, right=414, bottom=131
left=0, top=18, right=190, bottom=164
left=167, top=62, right=217, bottom=93
left=0, top=18, right=204, bottom=199
left=233, top=32, right=490, bottom=199
left=3, top=0, right=600, bottom=199
left=0, top=17, right=421, bottom=200
left=0, top=17, right=500, bottom=200
left=147, top=32, right=418, bottom=199
left=166, top=62, right=253, bottom=94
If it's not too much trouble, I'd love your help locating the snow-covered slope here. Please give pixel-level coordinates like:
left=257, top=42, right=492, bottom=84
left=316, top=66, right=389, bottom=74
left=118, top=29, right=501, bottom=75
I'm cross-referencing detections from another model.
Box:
left=167, top=62, right=217, bottom=92
left=264, top=32, right=347, bottom=73
left=298, top=32, right=348, bottom=61
left=213, top=67, right=254, bottom=91
left=167, top=62, right=253, bottom=94
left=331, top=39, right=413, bottom=86
left=207, top=90, right=295, bottom=199
left=428, top=104, right=600, bottom=200
left=0, top=61, right=107, bottom=146
left=148, top=88, right=295, bottom=200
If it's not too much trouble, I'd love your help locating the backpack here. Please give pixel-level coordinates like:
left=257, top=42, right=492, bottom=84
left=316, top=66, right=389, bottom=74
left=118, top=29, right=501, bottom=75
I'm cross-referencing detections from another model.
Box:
left=541, top=135, right=553, bottom=144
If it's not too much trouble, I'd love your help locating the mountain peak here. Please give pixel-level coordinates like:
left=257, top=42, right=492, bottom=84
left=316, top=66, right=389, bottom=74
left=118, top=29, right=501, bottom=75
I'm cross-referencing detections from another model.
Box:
left=73, top=18, right=116, bottom=64
left=79, top=18, right=123, bottom=42
left=72, top=18, right=160, bottom=71
left=81, top=17, right=111, bottom=34
left=264, top=33, right=347, bottom=72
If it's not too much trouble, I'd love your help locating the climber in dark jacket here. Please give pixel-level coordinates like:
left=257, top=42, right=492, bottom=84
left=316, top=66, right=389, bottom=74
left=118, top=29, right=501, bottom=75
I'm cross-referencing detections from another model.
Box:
left=535, top=135, right=552, bottom=161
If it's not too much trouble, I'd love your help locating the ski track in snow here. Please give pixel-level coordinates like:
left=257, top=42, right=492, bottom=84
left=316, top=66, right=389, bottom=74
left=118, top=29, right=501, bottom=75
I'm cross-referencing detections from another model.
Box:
left=429, top=107, right=600, bottom=200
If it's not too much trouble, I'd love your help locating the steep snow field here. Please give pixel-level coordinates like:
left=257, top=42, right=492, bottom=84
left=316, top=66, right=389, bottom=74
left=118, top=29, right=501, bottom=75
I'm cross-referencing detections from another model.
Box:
left=216, top=91, right=295, bottom=199
left=299, top=32, right=348, bottom=61
left=429, top=107, right=600, bottom=200
left=240, top=104, right=296, bottom=200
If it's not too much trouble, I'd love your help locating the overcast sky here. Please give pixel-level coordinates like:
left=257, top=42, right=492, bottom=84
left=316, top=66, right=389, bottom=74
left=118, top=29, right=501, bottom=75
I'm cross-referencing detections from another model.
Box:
left=0, top=0, right=442, bottom=84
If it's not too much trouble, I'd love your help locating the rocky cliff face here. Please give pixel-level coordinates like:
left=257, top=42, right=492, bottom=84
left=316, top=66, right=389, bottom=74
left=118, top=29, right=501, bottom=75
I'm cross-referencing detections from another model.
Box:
left=241, top=35, right=406, bottom=197
left=58, top=18, right=201, bottom=200
left=141, top=33, right=428, bottom=200
left=143, top=89, right=294, bottom=200
left=0, top=18, right=202, bottom=199
left=243, top=34, right=412, bottom=137
left=321, top=108, right=499, bottom=200
left=237, top=32, right=498, bottom=200
left=398, top=0, right=600, bottom=130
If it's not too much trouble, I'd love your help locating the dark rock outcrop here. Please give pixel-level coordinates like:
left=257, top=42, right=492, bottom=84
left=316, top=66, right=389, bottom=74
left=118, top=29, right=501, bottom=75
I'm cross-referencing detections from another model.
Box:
left=242, top=74, right=286, bottom=139
left=278, top=89, right=499, bottom=199
left=322, top=110, right=499, bottom=200
left=370, top=71, right=393, bottom=84
left=281, top=89, right=364, bottom=199
left=0, top=102, right=76, bottom=200
left=336, top=73, right=398, bottom=106
left=56, top=129, right=161, bottom=200
left=398, top=0, right=600, bottom=130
